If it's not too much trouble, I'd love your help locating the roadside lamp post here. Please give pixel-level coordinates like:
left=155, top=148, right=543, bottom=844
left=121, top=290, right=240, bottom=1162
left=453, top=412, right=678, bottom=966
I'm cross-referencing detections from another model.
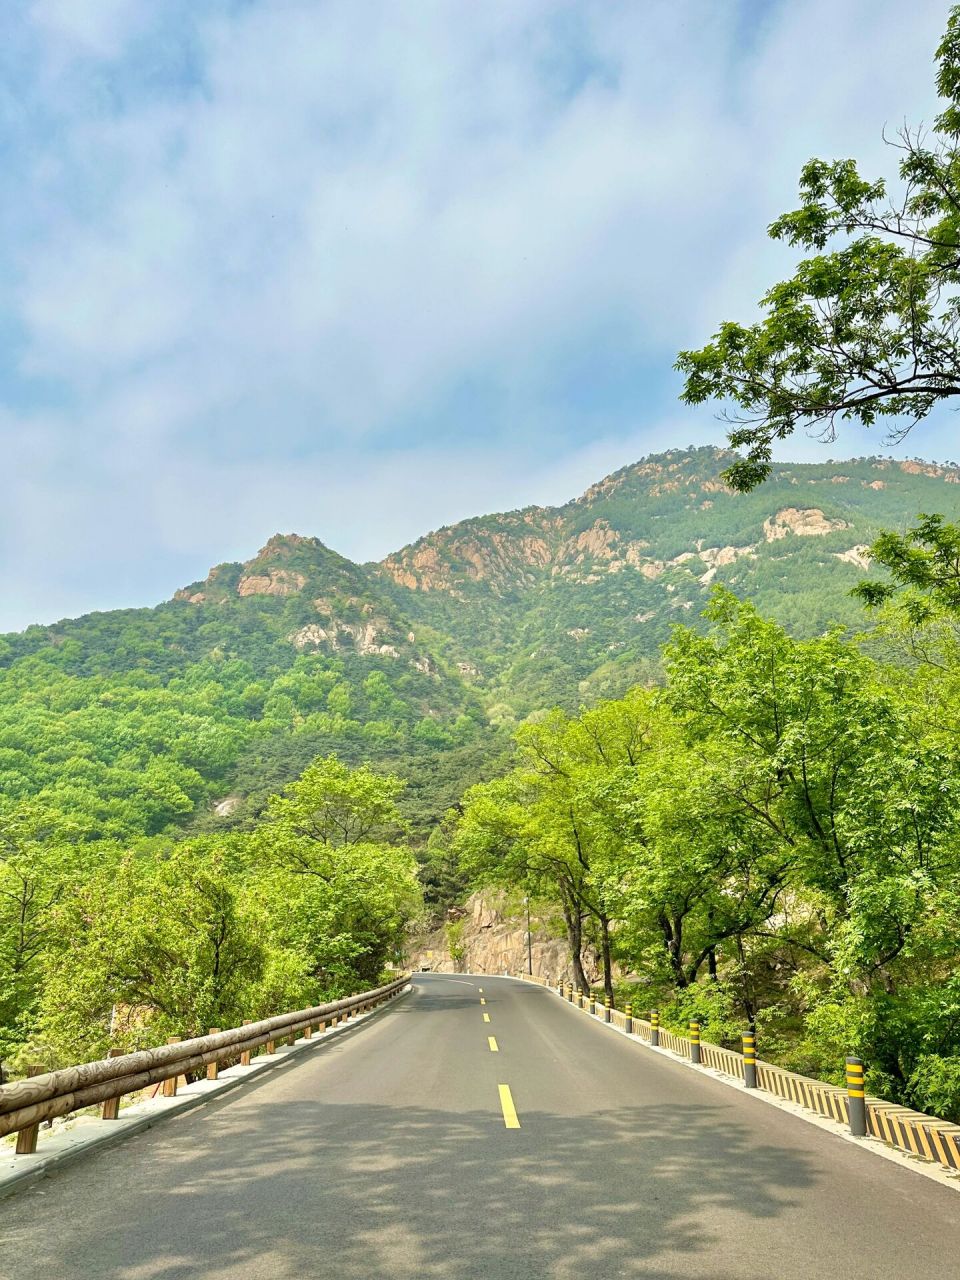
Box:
left=523, top=896, right=533, bottom=975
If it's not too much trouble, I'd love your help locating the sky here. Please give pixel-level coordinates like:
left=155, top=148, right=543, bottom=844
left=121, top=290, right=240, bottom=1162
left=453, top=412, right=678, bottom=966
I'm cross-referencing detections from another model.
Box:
left=0, top=0, right=957, bottom=630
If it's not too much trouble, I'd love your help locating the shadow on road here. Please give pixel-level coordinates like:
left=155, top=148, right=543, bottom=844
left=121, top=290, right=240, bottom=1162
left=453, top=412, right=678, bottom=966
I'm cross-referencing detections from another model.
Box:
left=0, top=1094, right=815, bottom=1280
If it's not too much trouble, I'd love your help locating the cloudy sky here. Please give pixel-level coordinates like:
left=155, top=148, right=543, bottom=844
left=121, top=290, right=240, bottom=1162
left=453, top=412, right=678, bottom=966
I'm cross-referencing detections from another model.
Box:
left=0, top=0, right=956, bottom=629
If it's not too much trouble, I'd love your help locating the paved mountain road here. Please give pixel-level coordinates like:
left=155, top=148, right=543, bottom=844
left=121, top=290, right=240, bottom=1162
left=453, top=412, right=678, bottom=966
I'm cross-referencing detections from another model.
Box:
left=2, top=974, right=960, bottom=1279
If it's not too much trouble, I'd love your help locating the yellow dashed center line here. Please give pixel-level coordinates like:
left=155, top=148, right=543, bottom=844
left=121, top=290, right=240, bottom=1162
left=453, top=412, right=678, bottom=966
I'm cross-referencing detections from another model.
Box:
left=488, top=1036, right=499, bottom=1052
left=498, top=1084, right=520, bottom=1128
left=483, top=1012, right=490, bottom=1023
left=480, top=998, right=486, bottom=1005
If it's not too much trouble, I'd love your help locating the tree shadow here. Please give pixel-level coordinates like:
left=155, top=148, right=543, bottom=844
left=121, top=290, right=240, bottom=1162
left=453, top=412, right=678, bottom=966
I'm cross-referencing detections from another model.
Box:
left=0, top=1095, right=819, bottom=1280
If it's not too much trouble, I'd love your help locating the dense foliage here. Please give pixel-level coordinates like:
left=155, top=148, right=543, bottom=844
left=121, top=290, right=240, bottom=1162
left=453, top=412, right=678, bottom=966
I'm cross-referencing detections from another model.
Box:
left=5, top=446, right=960, bottom=1108
left=2, top=758, right=420, bottom=1073
left=456, top=589, right=960, bottom=1119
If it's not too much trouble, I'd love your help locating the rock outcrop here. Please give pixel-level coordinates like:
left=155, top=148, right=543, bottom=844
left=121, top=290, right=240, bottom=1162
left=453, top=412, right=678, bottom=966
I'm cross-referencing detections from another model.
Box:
left=409, top=891, right=600, bottom=983
left=763, top=507, right=848, bottom=540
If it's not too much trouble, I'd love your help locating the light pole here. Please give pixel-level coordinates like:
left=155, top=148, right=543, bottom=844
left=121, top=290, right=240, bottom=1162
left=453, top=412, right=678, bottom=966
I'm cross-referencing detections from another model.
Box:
left=523, top=895, right=533, bottom=975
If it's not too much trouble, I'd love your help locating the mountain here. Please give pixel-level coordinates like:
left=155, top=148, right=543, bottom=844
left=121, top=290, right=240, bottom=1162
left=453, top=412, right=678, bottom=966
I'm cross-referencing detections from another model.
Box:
left=3, top=446, right=960, bottom=851
left=375, top=446, right=960, bottom=711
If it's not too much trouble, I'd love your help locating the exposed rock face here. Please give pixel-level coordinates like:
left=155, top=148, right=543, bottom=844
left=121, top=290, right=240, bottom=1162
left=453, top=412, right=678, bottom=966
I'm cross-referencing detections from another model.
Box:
left=382, top=519, right=557, bottom=593
left=213, top=796, right=241, bottom=817
left=834, top=546, right=872, bottom=570
left=763, top=508, right=848, bottom=541
left=697, top=544, right=757, bottom=584
left=290, top=620, right=400, bottom=656
left=409, top=891, right=599, bottom=982
left=899, top=460, right=960, bottom=481
left=238, top=569, right=307, bottom=597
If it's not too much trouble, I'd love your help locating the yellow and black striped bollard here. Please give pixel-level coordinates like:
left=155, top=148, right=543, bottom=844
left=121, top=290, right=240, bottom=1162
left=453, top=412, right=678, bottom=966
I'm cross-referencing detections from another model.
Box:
left=846, top=1056, right=867, bottom=1136
left=625, top=1001, right=633, bottom=1035
left=689, top=1020, right=701, bottom=1065
left=651, top=1009, right=660, bottom=1047
left=588, top=991, right=596, bottom=1015
left=566, top=982, right=574, bottom=1003
left=742, top=1024, right=757, bottom=1089
left=603, top=994, right=612, bottom=1024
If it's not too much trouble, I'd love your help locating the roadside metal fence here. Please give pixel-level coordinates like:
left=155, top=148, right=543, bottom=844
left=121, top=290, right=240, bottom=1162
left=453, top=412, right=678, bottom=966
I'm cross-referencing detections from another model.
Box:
left=515, top=972, right=960, bottom=1174
left=1, top=974, right=409, bottom=1157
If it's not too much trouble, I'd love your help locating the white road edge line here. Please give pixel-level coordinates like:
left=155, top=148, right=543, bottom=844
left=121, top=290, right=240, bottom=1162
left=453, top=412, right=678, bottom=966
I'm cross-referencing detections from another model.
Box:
left=500, top=976, right=960, bottom=1194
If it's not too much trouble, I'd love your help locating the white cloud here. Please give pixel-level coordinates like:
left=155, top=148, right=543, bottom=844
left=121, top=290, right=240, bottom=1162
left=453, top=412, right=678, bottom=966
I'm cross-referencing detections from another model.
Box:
left=28, top=0, right=146, bottom=58
left=1, top=0, right=957, bottom=628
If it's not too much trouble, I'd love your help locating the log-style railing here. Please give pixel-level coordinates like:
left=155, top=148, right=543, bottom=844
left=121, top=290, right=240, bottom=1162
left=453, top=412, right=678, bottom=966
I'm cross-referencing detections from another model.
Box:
left=1, top=974, right=409, bottom=1154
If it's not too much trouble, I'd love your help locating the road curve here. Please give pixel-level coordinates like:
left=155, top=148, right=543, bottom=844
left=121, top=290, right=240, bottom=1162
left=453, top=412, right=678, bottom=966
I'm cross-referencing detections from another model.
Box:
left=2, top=974, right=960, bottom=1279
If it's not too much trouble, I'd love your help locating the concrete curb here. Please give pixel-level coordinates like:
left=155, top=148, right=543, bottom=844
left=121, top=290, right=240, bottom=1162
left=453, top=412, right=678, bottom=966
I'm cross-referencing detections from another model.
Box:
left=508, top=975, right=960, bottom=1194
left=0, top=984, right=411, bottom=1202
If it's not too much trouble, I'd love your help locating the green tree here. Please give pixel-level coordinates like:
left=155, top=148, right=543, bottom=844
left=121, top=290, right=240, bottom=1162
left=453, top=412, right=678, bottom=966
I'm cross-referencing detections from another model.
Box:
left=677, top=8, right=960, bottom=490
left=253, top=756, right=419, bottom=986
left=33, top=843, right=265, bottom=1063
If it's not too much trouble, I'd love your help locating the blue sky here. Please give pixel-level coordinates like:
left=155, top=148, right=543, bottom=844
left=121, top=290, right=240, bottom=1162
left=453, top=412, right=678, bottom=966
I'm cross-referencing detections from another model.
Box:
left=0, top=0, right=956, bottom=629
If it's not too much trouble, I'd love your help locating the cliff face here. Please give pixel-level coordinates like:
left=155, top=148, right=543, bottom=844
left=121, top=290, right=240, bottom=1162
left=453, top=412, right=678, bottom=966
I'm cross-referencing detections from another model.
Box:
left=377, top=451, right=952, bottom=599
left=164, top=447, right=960, bottom=718
left=410, top=891, right=597, bottom=983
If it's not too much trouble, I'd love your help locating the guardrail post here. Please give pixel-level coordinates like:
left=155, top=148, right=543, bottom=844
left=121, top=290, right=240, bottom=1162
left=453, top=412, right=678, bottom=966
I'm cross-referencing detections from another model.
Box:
left=690, top=1021, right=701, bottom=1065
left=206, top=1030, right=221, bottom=1081
left=846, top=1056, right=867, bottom=1136
left=162, top=1038, right=182, bottom=1096
left=588, top=993, right=596, bottom=1015
left=14, top=1065, right=43, bottom=1154
left=101, top=1049, right=124, bottom=1118
left=240, top=1019, right=253, bottom=1066
left=651, top=1009, right=660, bottom=1046
left=625, top=1002, right=633, bottom=1035
left=742, top=1024, right=757, bottom=1088
left=566, top=983, right=573, bottom=1002
left=604, top=995, right=612, bottom=1023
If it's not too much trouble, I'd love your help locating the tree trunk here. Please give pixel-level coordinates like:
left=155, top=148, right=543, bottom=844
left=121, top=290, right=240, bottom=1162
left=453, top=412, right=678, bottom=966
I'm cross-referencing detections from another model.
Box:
left=561, top=901, right=590, bottom=993
left=600, top=914, right=614, bottom=1002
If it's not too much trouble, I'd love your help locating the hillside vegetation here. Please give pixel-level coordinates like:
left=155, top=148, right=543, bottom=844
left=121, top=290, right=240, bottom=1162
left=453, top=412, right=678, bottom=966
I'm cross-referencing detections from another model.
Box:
left=5, top=446, right=960, bottom=1085
left=4, top=447, right=960, bottom=848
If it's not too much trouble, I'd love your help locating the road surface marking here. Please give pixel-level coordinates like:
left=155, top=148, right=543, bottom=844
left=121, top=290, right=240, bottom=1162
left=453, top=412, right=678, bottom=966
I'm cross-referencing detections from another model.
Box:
left=498, top=1084, right=520, bottom=1128
left=480, top=998, right=486, bottom=1005
left=478, top=987, right=483, bottom=993
left=488, top=1037, right=499, bottom=1052
left=483, top=1012, right=490, bottom=1023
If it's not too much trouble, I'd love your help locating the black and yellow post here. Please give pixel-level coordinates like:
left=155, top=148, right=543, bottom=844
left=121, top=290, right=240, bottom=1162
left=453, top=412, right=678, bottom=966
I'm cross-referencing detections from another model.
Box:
left=603, top=995, right=612, bottom=1023
left=588, top=992, right=596, bottom=1015
left=651, top=1009, right=660, bottom=1047
left=625, top=1001, right=633, bottom=1035
left=690, top=1020, right=701, bottom=1065
left=742, top=1023, right=757, bottom=1088
left=566, top=982, right=574, bottom=1002
left=846, top=1056, right=867, bottom=1136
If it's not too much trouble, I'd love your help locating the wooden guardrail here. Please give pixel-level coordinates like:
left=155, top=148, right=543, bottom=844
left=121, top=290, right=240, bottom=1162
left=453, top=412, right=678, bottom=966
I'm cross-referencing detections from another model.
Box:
left=517, top=971, right=960, bottom=1173
left=1, top=974, right=409, bottom=1155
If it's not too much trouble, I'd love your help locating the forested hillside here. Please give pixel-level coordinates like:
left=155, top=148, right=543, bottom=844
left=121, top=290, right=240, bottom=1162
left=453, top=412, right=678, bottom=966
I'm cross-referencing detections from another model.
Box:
left=4, top=447, right=960, bottom=851
left=5, top=445, right=960, bottom=1082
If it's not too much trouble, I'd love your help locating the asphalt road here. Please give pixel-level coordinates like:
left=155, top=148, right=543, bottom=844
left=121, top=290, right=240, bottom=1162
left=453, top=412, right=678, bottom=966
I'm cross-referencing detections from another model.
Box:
left=2, top=974, right=960, bottom=1279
